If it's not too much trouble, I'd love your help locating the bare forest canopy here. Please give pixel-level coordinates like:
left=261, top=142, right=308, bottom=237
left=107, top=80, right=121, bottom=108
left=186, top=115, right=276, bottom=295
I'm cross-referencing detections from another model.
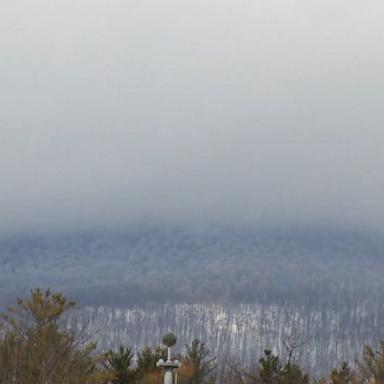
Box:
left=0, top=226, right=383, bottom=307
left=1, top=288, right=384, bottom=382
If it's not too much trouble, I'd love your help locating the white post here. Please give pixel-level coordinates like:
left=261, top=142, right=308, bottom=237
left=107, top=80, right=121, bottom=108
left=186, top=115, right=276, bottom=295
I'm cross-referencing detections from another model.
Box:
left=164, top=370, right=173, bottom=384
left=167, top=347, right=171, bottom=362
left=156, top=333, right=181, bottom=384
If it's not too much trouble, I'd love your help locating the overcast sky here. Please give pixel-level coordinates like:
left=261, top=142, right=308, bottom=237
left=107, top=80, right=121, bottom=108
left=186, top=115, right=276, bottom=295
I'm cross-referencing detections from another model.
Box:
left=1, top=0, right=384, bottom=234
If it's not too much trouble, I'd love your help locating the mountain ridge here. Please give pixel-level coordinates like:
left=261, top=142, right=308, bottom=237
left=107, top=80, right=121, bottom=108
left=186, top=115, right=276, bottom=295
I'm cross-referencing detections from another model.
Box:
left=1, top=226, right=383, bottom=307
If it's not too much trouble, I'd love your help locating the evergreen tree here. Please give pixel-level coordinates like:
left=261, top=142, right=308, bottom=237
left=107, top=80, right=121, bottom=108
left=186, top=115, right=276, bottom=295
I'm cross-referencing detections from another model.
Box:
left=0, top=288, right=112, bottom=384
left=331, top=362, right=355, bottom=384
left=281, top=362, right=309, bottom=384
left=136, top=346, right=168, bottom=384
left=105, top=346, right=136, bottom=384
left=259, top=350, right=281, bottom=384
left=183, top=338, right=216, bottom=384
left=358, top=341, right=384, bottom=384
left=258, top=349, right=308, bottom=384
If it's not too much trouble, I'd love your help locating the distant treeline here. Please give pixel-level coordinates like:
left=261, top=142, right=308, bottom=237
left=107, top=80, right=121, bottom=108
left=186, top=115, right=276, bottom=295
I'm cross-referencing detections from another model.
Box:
left=76, top=301, right=384, bottom=375
left=1, top=227, right=383, bottom=306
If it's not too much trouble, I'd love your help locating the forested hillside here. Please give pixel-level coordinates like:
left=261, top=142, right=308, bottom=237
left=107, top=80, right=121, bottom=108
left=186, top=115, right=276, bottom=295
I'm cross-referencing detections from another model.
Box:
left=73, top=301, right=384, bottom=375
left=1, top=226, right=383, bottom=376
left=0, top=226, right=383, bottom=306
left=1, top=289, right=384, bottom=382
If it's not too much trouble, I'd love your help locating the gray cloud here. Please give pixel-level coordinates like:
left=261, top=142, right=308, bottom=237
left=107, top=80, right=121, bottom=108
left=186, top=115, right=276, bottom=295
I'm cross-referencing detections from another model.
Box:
left=1, top=0, right=384, bottom=233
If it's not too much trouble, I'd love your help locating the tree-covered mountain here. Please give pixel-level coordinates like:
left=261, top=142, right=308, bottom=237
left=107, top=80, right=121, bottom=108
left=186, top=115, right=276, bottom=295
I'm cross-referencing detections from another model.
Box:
left=1, top=226, right=383, bottom=307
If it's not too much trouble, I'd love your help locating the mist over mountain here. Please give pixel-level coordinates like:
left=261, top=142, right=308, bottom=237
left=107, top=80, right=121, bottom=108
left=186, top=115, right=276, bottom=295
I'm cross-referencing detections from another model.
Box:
left=2, top=0, right=384, bottom=379
left=1, top=225, right=383, bottom=307
left=2, top=0, right=384, bottom=237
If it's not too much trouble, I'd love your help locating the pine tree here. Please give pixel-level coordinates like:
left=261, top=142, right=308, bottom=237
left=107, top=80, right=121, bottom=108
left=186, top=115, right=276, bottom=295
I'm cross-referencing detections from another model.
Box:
left=183, top=338, right=217, bottom=384
left=259, top=350, right=281, bottom=384
left=136, top=346, right=168, bottom=384
left=258, top=349, right=308, bottom=384
left=105, top=345, right=136, bottom=384
left=0, top=288, right=113, bottom=384
left=358, top=341, right=384, bottom=384
left=331, top=362, right=355, bottom=384
left=281, top=362, right=309, bottom=384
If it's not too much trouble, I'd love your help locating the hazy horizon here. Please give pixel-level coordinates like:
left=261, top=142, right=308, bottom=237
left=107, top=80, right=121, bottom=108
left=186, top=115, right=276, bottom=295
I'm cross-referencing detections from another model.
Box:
left=1, top=0, right=384, bottom=235
left=2, top=3, right=384, bottom=381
